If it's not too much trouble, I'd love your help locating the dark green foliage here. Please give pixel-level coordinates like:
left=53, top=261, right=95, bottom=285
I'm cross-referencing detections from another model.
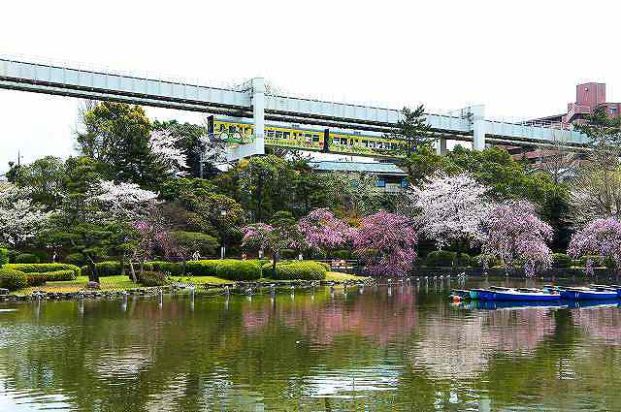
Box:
left=7, top=263, right=81, bottom=277
left=425, top=251, right=456, bottom=267
left=472, top=255, right=501, bottom=268
left=137, top=271, right=169, bottom=287
left=0, top=248, right=8, bottom=268
left=26, top=270, right=76, bottom=285
left=0, top=269, right=28, bottom=291
left=263, top=261, right=328, bottom=280
left=215, top=260, right=262, bottom=281
left=15, top=253, right=40, bottom=263
left=280, top=249, right=298, bottom=259
left=552, top=253, right=572, bottom=268
left=171, top=231, right=219, bottom=257
left=65, top=253, right=86, bottom=266
left=331, top=250, right=352, bottom=259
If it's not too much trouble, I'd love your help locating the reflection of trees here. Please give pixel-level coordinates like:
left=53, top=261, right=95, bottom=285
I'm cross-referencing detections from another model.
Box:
left=0, top=289, right=420, bottom=411
left=243, top=287, right=418, bottom=346
left=410, top=306, right=556, bottom=379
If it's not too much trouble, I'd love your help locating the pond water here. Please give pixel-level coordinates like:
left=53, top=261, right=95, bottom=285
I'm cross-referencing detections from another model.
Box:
left=1, top=279, right=621, bottom=411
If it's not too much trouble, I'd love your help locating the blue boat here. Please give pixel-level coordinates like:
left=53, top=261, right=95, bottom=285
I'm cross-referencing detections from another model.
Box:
left=473, top=287, right=561, bottom=302
left=487, top=289, right=561, bottom=302
left=560, top=287, right=619, bottom=301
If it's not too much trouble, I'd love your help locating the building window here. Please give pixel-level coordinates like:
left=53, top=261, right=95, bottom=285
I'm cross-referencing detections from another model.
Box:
left=376, top=179, right=386, bottom=188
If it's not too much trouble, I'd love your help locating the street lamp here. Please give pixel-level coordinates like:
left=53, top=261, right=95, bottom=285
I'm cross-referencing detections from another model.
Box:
left=220, top=209, right=227, bottom=259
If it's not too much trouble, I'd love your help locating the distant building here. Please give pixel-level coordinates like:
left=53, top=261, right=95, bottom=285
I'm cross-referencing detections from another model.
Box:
left=308, top=160, right=408, bottom=193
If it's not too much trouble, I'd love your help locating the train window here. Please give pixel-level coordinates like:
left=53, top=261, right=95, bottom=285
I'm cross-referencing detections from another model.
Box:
left=353, top=131, right=361, bottom=135
left=267, top=130, right=275, bottom=138
left=275, top=131, right=282, bottom=139
left=219, top=124, right=225, bottom=132
left=283, top=132, right=290, bottom=139
left=312, top=134, right=319, bottom=142
left=340, top=138, right=347, bottom=145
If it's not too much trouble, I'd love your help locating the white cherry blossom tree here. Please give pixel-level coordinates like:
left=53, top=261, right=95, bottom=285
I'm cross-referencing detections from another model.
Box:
left=0, top=184, right=51, bottom=247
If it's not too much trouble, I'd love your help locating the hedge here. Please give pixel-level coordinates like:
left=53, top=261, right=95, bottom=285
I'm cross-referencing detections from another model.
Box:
left=149, top=261, right=184, bottom=276
left=81, top=261, right=124, bottom=277
left=7, top=263, right=81, bottom=277
left=0, top=269, right=28, bottom=291
left=331, top=250, right=352, bottom=259
left=263, top=261, right=328, bottom=280
left=185, top=260, right=222, bottom=277
left=552, top=253, right=572, bottom=268
left=0, top=248, right=8, bottom=268
left=576, top=255, right=605, bottom=267
left=26, top=270, right=76, bottom=286
left=15, top=253, right=40, bottom=263
left=138, top=271, right=169, bottom=287
left=215, top=260, right=262, bottom=281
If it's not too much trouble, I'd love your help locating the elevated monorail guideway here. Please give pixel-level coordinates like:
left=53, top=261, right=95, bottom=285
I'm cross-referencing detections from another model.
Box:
left=0, top=57, right=589, bottom=160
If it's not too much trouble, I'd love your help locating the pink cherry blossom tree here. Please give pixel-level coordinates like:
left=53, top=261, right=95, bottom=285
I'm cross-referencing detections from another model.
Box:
left=482, top=200, right=553, bottom=277
left=298, top=208, right=353, bottom=256
left=409, top=173, right=490, bottom=264
left=568, top=218, right=621, bottom=273
left=352, top=211, right=418, bottom=277
left=242, top=223, right=274, bottom=258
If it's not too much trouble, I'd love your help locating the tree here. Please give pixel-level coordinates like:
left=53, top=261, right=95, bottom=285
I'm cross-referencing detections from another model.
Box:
left=568, top=218, right=621, bottom=273
left=76, top=102, right=163, bottom=188
left=482, top=201, right=553, bottom=276
left=149, top=129, right=188, bottom=176
left=153, top=120, right=214, bottom=178
left=90, top=180, right=158, bottom=222
left=8, top=156, right=67, bottom=210
left=0, top=184, right=51, bottom=247
left=298, top=208, right=353, bottom=255
left=352, top=211, right=418, bottom=276
left=410, top=173, right=490, bottom=263
left=241, top=223, right=274, bottom=258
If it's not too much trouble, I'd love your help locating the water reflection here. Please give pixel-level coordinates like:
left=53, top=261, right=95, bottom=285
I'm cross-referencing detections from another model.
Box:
left=0, top=281, right=620, bottom=411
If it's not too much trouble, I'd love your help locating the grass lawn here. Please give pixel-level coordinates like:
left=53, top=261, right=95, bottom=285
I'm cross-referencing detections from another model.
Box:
left=12, top=272, right=368, bottom=295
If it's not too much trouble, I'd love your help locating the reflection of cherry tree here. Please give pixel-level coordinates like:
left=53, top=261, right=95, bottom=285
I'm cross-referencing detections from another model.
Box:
left=242, top=289, right=418, bottom=346
left=573, top=306, right=621, bottom=345
left=410, top=308, right=556, bottom=379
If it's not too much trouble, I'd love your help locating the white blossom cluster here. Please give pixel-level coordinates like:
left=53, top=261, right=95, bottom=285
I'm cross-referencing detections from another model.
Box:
left=91, top=180, right=158, bottom=221
left=150, top=130, right=188, bottom=175
left=0, top=184, right=51, bottom=246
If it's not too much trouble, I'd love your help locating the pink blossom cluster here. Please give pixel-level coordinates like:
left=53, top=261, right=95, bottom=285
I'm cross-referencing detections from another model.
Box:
left=482, top=201, right=553, bottom=275
left=352, top=211, right=418, bottom=277
left=568, top=218, right=621, bottom=269
left=241, top=223, right=274, bottom=252
left=297, top=208, right=353, bottom=251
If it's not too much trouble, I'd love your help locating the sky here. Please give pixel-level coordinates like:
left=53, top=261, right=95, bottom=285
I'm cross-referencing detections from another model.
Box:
left=1, top=0, right=620, bottom=173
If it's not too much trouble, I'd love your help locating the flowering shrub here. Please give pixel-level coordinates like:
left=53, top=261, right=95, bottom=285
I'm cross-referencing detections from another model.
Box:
left=568, top=218, right=621, bottom=271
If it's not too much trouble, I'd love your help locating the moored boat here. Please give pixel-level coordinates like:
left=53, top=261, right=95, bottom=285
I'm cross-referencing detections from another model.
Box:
left=486, top=289, right=561, bottom=302
left=560, top=287, right=619, bottom=301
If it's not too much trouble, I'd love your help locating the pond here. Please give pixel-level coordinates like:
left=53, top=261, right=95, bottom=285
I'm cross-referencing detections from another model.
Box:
left=1, top=279, right=621, bottom=411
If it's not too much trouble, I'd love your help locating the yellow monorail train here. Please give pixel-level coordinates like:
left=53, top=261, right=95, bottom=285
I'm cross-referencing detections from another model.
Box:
left=210, top=116, right=402, bottom=156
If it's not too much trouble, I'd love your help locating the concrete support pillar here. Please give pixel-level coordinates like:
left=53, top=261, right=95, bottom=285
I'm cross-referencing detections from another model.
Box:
left=471, top=105, right=486, bottom=151
left=435, top=137, right=447, bottom=155
left=252, top=77, right=266, bottom=155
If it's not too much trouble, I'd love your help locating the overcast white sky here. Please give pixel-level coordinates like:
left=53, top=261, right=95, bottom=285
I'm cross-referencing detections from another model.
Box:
left=1, top=0, right=619, bottom=173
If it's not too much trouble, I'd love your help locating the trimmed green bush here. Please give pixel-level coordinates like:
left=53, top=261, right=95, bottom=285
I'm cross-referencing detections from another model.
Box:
left=81, top=261, right=126, bottom=277
left=215, top=260, right=262, bottom=281
left=149, top=261, right=184, bottom=275
left=27, top=270, right=76, bottom=284
left=552, top=253, right=572, bottom=268
left=576, top=255, right=604, bottom=267
left=264, top=260, right=328, bottom=280
left=138, top=271, right=169, bottom=287
left=15, top=253, right=40, bottom=263
left=185, top=260, right=222, bottom=276
left=472, top=255, right=501, bottom=268
left=0, top=269, right=28, bottom=291
left=7, top=263, right=81, bottom=277
left=425, top=251, right=456, bottom=267
left=0, top=248, right=8, bottom=268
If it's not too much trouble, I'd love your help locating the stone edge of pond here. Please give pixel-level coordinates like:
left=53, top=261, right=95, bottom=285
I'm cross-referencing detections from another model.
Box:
left=0, top=279, right=376, bottom=302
